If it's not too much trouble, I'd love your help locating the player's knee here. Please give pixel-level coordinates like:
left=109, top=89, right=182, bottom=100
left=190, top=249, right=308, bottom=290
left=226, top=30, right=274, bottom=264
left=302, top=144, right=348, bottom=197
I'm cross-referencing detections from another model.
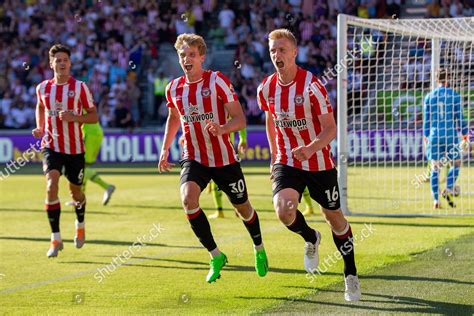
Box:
left=276, top=209, right=294, bottom=225
left=181, top=195, right=199, bottom=211
left=69, top=190, right=84, bottom=202
left=46, top=184, right=58, bottom=196
left=234, top=201, right=252, bottom=217
left=46, top=179, right=58, bottom=195
left=324, top=209, right=346, bottom=230
left=273, top=196, right=297, bottom=213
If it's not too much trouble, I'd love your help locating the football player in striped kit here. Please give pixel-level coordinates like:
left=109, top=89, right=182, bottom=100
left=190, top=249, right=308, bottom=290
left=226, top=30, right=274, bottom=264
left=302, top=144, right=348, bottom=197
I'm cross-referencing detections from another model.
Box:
left=258, top=29, right=360, bottom=301
left=32, top=44, right=98, bottom=257
left=158, top=33, right=268, bottom=283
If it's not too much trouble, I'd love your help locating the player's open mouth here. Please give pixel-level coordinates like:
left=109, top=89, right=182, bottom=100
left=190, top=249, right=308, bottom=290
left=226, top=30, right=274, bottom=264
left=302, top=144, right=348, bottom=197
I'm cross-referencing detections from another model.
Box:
left=184, top=64, right=193, bottom=71
left=276, top=61, right=284, bottom=68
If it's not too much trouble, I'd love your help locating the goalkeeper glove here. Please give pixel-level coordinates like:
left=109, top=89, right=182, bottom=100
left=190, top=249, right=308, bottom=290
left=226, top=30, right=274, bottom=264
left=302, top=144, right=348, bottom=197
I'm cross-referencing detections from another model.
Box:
left=460, top=135, right=470, bottom=153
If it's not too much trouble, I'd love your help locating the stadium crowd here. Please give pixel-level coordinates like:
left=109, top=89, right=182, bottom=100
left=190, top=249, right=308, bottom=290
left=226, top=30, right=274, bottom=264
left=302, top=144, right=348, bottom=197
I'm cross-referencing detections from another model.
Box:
left=0, top=0, right=472, bottom=129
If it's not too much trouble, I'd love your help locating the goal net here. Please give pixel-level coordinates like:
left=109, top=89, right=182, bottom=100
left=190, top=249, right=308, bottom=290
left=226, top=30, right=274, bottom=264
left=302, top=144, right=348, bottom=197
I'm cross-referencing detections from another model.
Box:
left=337, top=15, right=473, bottom=216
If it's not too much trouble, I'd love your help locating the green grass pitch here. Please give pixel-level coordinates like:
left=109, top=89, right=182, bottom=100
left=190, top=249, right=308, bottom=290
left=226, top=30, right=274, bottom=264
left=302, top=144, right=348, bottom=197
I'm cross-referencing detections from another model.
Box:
left=0, top=165, right=473, bottom=314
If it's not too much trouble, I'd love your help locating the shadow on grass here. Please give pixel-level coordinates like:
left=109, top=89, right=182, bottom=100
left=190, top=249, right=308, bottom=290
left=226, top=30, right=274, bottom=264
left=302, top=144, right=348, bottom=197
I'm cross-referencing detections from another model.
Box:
left=349, top=213, right=474, bottom=218
left=0, top=236, right=200, bottom=249
left=62, top=257, right=304, bottom=274
left=0, top=207, right=120, bottom=215
left=285, top=267, right=474, bottom=287
left=113, top=204, right=181, bottom=210
left=238, top=289, right=472, bottom=314
left=331, top=219, right=474, bottom=228
left=113, top=204, right=279, bottom=213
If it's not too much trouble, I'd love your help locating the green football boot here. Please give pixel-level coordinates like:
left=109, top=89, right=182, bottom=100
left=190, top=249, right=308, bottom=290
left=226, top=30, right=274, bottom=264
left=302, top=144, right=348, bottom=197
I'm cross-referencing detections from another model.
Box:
left=254, top=248, right=269, bottom=277
left=206, top=252, right=228, bottom=283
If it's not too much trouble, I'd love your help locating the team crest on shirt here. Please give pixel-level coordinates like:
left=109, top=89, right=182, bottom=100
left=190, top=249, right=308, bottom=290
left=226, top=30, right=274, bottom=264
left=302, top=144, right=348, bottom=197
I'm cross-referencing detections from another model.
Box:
left=201, top=87, right=211, bottom=97
left=294, top=94, right=304, bottom=105
left=68, top=91, right=75, bottom=98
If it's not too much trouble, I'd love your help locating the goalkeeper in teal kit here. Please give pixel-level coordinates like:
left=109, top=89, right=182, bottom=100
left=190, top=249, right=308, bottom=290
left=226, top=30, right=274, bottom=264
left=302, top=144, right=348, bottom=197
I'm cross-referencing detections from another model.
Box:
left=423, top=68, right=469, bottom=209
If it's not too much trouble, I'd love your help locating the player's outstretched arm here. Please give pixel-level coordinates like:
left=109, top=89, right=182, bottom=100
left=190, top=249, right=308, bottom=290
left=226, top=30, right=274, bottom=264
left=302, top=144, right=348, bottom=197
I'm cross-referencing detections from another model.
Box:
left=159, top=107, right=180, bottom=173
left=206, top=100, right=246, bottom=137
left=292, top=113, right=336, bottom=161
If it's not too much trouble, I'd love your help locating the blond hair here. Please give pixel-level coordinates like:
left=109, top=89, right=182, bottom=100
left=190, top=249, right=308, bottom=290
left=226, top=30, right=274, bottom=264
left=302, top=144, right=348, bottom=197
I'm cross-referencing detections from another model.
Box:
left=268, top=29, right=297, bottom=47
left=174, top=33, right=207, bottom=55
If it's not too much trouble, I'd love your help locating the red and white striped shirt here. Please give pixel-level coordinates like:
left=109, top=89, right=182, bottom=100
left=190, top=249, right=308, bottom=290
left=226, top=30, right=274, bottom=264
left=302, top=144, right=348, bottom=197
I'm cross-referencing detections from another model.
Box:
left=37, top=77, right=95, bottom=154
left=166, top=70, right=239, bottom=167
left=257, top=67, right=336, bottom=172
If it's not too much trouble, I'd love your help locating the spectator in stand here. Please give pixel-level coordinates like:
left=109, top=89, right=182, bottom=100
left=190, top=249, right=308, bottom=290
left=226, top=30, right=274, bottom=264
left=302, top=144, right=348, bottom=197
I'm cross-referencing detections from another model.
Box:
left=114, top=100, right=133, bottom=130
left=202, top=0, right=216, bottom=21
left=7, top=103, right=33, bottom=129
left=153, top=71, right=168, bottom=120
left=449, top=0, right=464, bottom=17
left=299, top=16, right=314, bottom=42
left=0, top=92, right=13, bottom=117
left=127, top=78, right=141, bottom=127
left=225, top=27, right=239, bottom=49
left=241, top=79, right=262, bottom=124
left=240, top=54, right=257, bottom=79
left=426, top=1, right=441, bottom=18
left=192, top=0, right=204, bottom=34
left=208, top=25, right=226, bottom=50
left=386, top=0, right=402, bottom=18
left=1, top=0, right=472, bottom=130
left=99, top=96, right=114, bottom=128
left=218, top=3, right=235, bottom=30
left=109, top=60, right=127, bottom=86
left=297, top=40, right=310, bottom=68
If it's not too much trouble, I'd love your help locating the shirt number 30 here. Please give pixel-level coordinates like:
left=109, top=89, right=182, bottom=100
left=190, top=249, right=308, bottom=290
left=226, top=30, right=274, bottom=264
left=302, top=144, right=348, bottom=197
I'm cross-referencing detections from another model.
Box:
left=229, top=179, right=245, bottom=193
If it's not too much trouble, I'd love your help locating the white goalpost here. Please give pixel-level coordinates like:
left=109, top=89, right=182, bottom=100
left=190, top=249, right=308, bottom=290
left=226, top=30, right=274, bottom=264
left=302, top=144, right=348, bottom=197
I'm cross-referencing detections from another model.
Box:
left=337, top=15, right=473, bottom=216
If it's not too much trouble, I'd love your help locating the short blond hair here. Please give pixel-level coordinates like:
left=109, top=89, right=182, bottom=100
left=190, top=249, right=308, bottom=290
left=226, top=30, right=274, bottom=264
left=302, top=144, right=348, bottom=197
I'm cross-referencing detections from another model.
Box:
left=174, top=33, right=207, bottom=55
left=268, top=29, right=297, bottom=47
